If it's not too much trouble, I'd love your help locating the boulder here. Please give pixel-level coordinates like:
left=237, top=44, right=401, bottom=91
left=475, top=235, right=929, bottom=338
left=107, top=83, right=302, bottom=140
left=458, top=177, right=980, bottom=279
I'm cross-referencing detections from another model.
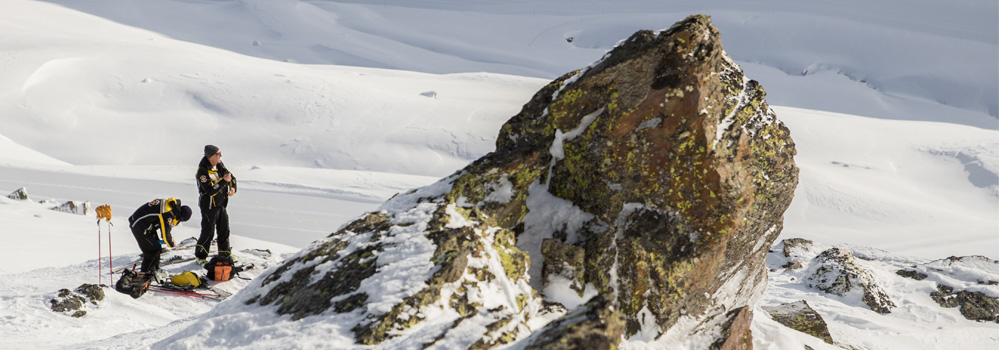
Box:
left=806, top=248, right=895, bottom=314
left=7, top=187, right=29, bottom=200
left=930, top=284, right=999, bottom=322
left=762, top=300, right=834, bottom=344
left=230, top=14, right=798, bottom=348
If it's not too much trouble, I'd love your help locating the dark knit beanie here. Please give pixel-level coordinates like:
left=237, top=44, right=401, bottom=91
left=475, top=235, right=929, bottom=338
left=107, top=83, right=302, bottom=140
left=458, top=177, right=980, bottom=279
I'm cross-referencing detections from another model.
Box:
left=204, top=145, right=220, bottom=158
left=178, top=205, right=193, bottom=222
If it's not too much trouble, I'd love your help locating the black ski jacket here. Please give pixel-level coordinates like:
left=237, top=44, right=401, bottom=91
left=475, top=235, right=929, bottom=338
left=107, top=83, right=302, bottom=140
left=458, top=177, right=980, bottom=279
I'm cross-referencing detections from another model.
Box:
left=128, top=198, right=181, bottom=248
left=196, top=157, right=237, bottom=209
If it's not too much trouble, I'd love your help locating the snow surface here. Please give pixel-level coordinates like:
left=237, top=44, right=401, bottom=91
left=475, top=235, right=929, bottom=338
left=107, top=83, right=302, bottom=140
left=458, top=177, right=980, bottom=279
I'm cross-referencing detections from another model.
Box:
left=1, top=0, right=996, bottom=349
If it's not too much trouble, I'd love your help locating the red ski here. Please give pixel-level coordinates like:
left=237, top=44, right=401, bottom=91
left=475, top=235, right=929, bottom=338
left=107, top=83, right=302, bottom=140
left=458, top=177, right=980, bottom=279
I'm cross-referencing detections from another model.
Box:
left=147, top=285, right=230, bottom=300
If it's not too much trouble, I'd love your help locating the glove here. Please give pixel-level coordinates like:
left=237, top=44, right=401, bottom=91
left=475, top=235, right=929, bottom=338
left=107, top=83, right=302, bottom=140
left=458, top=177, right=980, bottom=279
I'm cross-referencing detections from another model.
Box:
left=95, top=205, right=112, bottom=221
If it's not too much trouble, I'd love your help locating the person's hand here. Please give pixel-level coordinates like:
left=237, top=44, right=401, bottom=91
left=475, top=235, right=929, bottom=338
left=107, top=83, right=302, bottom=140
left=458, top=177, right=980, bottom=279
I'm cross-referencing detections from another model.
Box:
left=223, top=173, right=232, bottom=182
left=228, top=188, right=236, bottom=197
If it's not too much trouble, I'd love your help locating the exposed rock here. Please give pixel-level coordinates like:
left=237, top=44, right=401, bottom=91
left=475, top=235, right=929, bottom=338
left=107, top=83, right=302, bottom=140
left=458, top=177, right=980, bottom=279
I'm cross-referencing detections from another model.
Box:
left=50, top=289, right=86, bottom=314
left=917, top=255, right=999, bottom=321
left=711, top=306, right=755, bottom=350
left=7, top=187, right=29, bottom=200
left=762, top=300, right=834, bottom=344
left=76, top=283, right=105, bottom=304
left=541, top=238, right=586, bottom=297
left=238, top=14, right=797, bottom=348
left=52, top=200, right=90, bottom=215
left=930, top=284, right=999, bottom=322
left=781, top=238, right=814, bottom=269
left=782, top=238, right=813, bottom=257
left=248, top=214, right=381, bottom=321
left=506, top=13, right=797, bottom=339
left=50, top=284, right=104, bottom=317
left=895, top=269, right=928, bottom=280
left=925, top=256, right=999, bottom=284
left=806, top=248, right=895, bottom=314
left=523, top=293, right=625, bottom=350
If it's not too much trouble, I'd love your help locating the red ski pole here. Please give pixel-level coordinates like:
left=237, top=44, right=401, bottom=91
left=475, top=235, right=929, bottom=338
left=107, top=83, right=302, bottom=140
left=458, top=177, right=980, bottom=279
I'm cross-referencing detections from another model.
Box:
left=107, top=221, right=114, bottom=283
left=95, top=204, right=113, bottom=285
left=97, top=220, right=102, bottom=285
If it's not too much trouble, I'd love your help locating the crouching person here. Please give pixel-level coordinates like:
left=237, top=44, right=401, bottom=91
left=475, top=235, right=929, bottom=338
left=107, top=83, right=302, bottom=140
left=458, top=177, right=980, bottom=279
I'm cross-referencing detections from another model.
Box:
left=116, top=198, right=192, bottom=298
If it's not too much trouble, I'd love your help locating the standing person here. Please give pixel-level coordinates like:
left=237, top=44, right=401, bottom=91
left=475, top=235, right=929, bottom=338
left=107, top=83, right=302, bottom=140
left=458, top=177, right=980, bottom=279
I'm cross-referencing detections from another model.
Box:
left=128, top=198, right=193, bottom=276
left=195, top=145, right=237, bottom=264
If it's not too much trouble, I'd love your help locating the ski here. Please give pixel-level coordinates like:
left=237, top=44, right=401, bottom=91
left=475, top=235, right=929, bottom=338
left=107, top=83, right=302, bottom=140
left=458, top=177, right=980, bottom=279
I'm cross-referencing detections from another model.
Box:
left=147, top=285, right=230, bottom=300
left=114, top=255, right=198, bottom=274
left=112, top=238, right=205, bottom=273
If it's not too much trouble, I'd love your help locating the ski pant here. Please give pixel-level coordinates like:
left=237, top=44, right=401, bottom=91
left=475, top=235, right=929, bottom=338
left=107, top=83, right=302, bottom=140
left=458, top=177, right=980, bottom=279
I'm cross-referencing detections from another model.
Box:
left=129, top=224, right=162, bottom=273
left=196, top=204, right=231, bottom=259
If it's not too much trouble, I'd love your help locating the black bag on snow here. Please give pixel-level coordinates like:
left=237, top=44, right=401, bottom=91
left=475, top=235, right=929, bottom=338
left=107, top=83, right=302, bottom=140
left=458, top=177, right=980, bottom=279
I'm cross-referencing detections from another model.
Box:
left=115, top=269, right=152, bottom=299
left=205, top=255, right=234, bottom=281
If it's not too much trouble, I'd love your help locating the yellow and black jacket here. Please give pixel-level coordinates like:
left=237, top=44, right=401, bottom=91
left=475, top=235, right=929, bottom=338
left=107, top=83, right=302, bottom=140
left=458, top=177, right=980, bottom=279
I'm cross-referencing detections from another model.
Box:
left=196, top=157, right=237, bottom=209
left=128, top=198, right=182, bottom=248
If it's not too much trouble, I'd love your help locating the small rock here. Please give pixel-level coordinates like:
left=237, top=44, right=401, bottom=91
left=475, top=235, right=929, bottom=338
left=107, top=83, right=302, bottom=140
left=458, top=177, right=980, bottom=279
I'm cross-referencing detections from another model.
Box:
left=762, top=300, right=834, bottom=344
left=7, top=187, right=29, bottom=200
left=896, top=269, right=928, bottom=280
left=782, top=238, right=813, bottom=258
left=50, top=289, right=87, bottom=314
left=781, top=238, right=813, bottom=269
left=76, top=284, right=105, bottom=304
left=50, top=284, right=106, bottom=316
left=52, top=201, right=90, bottom=215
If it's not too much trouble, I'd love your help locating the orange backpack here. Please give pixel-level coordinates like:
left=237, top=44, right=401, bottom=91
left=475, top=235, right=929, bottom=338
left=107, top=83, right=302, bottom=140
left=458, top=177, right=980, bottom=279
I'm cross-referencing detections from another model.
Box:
left=206, top=255, right=234, bottom=281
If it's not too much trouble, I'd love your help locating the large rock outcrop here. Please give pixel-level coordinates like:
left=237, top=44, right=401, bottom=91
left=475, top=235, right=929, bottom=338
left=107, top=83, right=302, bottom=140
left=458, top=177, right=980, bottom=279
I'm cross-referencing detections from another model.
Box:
left=165, top=15, right=798, bottom=349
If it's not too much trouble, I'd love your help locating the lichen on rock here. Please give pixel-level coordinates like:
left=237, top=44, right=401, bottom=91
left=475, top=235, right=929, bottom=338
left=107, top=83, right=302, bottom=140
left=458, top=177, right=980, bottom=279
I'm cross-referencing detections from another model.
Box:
left=541, top=238, right=586, bottom=296
left=523, top=293, right=625, bottom=350
left=240, top=14, right=797, bottom=348
left=762, top=300, right=834, bottom=344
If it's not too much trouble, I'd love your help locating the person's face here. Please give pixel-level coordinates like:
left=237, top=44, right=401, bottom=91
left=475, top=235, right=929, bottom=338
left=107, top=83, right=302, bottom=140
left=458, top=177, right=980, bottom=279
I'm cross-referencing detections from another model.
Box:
left=209, top=150, right=222, bottom=165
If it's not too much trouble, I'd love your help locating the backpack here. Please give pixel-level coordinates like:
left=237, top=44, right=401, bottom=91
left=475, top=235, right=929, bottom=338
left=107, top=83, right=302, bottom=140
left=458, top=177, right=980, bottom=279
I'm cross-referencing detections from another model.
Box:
left=171, top=271, right=203, bottom=289
left=115, top=269, right=152, bottom=299
left=205, top=255, right=234, bottom=281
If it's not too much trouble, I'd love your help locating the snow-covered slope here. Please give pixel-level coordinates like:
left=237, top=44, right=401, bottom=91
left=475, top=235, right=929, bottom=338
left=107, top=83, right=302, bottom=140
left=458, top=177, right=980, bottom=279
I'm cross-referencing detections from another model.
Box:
left=41, top=0, right=999, bottom=121
left=3, top=0, right=546, bottom=176
left=778, top=106, right=998, bottom=258
left=6, top=0, right=995, bottom=175
left=0, top=0, right=996, bottom=349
